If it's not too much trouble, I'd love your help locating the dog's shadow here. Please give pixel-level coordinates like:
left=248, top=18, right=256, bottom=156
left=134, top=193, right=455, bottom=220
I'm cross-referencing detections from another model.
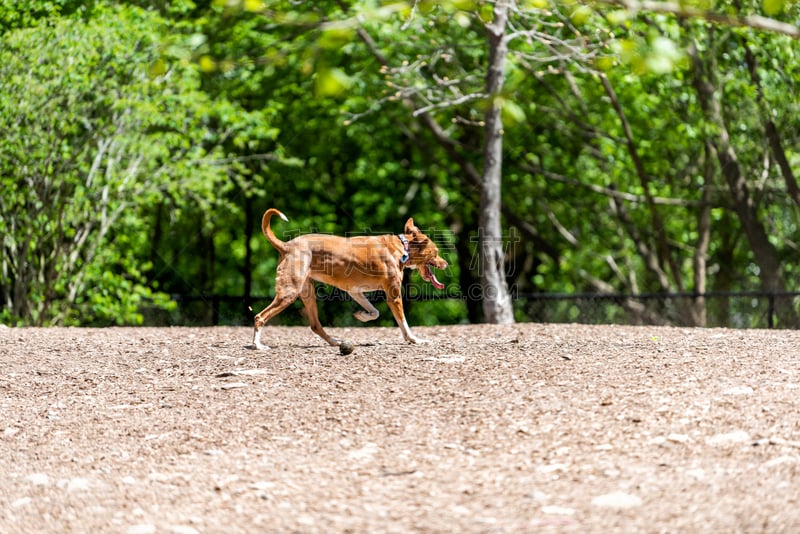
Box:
left=243, top=341, right=402, bottom=351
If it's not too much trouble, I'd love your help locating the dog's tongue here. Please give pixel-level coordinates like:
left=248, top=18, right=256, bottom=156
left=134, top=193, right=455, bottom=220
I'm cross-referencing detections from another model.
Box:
left=429, top=268, right=444, bottom=290
left=421, top=264, right=444, bottom=290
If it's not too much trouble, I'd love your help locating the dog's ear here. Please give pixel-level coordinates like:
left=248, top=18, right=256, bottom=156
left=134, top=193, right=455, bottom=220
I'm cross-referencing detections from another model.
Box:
left=404, top=218, right=419, bottom=239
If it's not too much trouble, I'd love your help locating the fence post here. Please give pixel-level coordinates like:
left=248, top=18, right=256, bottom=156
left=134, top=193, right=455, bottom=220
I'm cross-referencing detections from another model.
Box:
left=767, top=293, right=775, bottom=329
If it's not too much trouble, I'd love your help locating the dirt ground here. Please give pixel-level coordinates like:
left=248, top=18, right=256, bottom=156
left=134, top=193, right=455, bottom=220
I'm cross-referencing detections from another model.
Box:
left=1, top=323, right=800, bottom=533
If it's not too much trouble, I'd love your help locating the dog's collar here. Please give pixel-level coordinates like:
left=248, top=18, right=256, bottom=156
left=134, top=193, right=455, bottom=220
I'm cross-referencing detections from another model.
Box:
left=398, top=234, right=410, bottom=264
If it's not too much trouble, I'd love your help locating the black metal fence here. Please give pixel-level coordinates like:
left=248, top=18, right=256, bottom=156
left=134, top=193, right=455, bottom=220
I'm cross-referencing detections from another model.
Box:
left=145, top=290, right=800, bottom=329
left=514, top=290, right=800, bottom=329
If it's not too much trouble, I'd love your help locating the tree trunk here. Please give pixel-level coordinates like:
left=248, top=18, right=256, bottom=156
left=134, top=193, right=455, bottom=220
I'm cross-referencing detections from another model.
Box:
left=479, top=0, right=515, bottom=324
left=689, top=35, right=792, bottom=324
left=689, top=147, right=713, bottom=327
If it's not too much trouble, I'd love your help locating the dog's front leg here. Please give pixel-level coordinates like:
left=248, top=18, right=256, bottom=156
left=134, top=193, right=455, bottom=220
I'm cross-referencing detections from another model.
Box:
left=385, top=289, right=424, bottom=344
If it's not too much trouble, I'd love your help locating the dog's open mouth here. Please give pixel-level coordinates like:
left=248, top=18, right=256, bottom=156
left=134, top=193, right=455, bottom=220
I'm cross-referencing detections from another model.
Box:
left=421, top=262, right=445, bottom=290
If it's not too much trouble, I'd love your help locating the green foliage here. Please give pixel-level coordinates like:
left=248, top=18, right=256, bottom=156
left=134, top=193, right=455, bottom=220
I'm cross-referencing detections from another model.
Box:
left=0, top=0, right=91, bottom=33
left=0, top=3, right=228, bottom=325
left=2, top=0, right=800, bottom=327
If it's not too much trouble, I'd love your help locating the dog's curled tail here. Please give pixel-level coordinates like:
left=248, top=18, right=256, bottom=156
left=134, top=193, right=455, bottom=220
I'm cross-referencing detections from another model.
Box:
left=262, top=208, right=289, bottom=254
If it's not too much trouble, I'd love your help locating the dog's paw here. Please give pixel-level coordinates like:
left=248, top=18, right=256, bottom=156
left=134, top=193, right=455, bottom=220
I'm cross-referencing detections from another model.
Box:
left=253, top=329, right=270, bottom=350
left=253, top=325, right=279, bottom=350
left=404, top=335, right=428, bottom=344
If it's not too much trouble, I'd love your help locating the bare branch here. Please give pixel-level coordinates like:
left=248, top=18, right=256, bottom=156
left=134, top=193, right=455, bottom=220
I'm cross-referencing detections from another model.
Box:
left=518, top=161, right=698, bottom=207
left=539, top=200, right=580, bottom=246
left=602, top=0, right=800, bottom=39
left=411, top=92, right=488, bottom=117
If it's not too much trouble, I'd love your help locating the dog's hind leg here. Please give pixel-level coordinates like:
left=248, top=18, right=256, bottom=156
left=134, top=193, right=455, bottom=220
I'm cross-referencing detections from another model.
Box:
left=253, top=257, right=306, bottom=350
left=348, top=291, right=380, bottom=322
left=253, top=290, right=298, bottom=349
left=299, top=280, right=341, bottom=346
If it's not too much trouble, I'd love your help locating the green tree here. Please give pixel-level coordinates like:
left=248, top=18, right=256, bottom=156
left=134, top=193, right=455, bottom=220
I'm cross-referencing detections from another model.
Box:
left=178, top=0, right=800, bottom=328
left=502, top=0, right=800, bottom=326
left=6, top=0, right=798, bottom=329
left=0, top=4, right=227, bottom=325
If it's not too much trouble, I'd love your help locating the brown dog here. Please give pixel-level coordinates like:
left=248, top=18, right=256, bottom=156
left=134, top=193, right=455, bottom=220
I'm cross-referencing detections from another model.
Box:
left=253, top=208, right=448, bottom=350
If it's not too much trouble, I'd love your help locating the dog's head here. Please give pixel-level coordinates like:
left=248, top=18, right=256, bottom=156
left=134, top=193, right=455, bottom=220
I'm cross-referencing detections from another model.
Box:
left=404, top=218, right=448, bottom=290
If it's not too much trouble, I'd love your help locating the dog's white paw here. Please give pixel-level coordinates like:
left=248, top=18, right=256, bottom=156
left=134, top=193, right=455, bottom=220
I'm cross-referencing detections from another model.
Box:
left=253, top=328, right=269, bottom=350
left=405, top=334, right=428, bottom=344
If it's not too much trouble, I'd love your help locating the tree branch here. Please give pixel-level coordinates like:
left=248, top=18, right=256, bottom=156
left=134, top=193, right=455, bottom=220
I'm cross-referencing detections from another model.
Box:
left=517, top=161, right=697, bottom=206
left=599, top=73, right=683, bottom=291
left=603, top=0, right=800, bottom=39
left=411, top=92, right=489, bottom=117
